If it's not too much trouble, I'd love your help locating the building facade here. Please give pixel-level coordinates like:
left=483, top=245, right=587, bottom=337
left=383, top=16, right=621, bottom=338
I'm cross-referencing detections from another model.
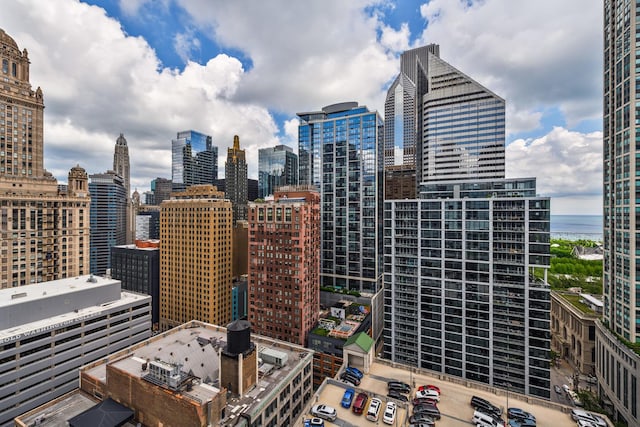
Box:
left=113, top=133, right=134, bottom=244
left=111, top=240, right=160, bottom=327
left=248, top=187, right=321, bottom=346
left=159, top=185, right=233, bottom=330
left=0, top=275, right=151, bottom=426
left=258, top=144, right=298, bottom=198
left=298, top=102, right=384, bottom=294
left=135, top=209, right=160, bottom=240
left=0, top=29, right=90, bottom=288
left=551, top=291, right=600, bottom=376
left=171, top=130, right=217, bottom=192
left=89, top=171, right=127, bottom=276
left=150, top=177, right=172, bottom=205
left=384, top=178, right=551, bottom=398
left=597, top=1, right=640, bottom=424
left=225, top=135, right=248, bottom=224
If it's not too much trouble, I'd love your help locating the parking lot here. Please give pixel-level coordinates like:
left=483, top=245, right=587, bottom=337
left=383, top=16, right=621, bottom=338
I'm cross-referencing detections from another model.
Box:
left=304, top=361, right=587, bottom=426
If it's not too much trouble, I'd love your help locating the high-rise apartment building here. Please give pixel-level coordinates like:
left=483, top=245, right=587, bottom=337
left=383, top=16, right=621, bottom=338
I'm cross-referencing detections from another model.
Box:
left=298, top=102, right=384, bottom=294
left=159, top=185, right=233, bottom=330
left=135, top=209, right=160, bottom=240
left=258, top=144, right=298, bottom=198
left=0, top=29, right=91, bottom=288
left=384, top=44, right=439, bottom=168
left=247, top=187, right=320, bottom=345
left=89, top=171, right=127, bottom=275
left=597, top=2, right=640, bottom=424
left=225, top=135, right=248, bottom=223
left=384, top=178, right=551, bottom=398
left=0, top=275, right=151, bottom=426
left=171, top=130, right=217, bottom=192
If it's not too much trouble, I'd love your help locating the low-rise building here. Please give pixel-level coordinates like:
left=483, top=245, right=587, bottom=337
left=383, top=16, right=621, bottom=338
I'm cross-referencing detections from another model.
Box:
left=551, top=291, right=601, bottom=375
left=0, top=275, right=151, bottom=427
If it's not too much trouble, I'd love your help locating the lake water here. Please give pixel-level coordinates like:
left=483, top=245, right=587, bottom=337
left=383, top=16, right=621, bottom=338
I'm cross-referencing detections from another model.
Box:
left=550, top=215, right=603, bottom=241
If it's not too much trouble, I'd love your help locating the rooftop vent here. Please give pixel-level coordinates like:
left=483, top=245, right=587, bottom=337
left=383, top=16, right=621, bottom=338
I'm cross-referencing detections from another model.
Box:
left=86, top=275, right=97, bottom=283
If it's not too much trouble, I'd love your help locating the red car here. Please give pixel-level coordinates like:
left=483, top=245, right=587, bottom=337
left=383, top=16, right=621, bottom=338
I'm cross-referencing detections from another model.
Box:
left=417, top=385, right=441, bottom=394
left=352, top=392, right=368, bottom=414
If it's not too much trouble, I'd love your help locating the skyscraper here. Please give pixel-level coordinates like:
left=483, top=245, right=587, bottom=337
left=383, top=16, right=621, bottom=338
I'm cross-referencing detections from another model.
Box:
left=89, top=171, right=127, bottom=275
left=258, top=144, right=299, bottom=198
left=0, top=29, right=90, bottom=287
left=225, top=135, right=248, bottom=223
left=113, top=133, right=134, bottom=243
left=298, top=102, right=384, bottom=294
left=384, top=179, right=551, bottom=398
left=171, top=130, right=217, bottom=192
left=384, top=44, right=439, bottom=168
left=159, top=185, right=233, bottom=330
left=597, top=2, right=640, bottom=424
left=247, top=187, right=320, bottom=345
left=151, top=176, right=172, bottom=205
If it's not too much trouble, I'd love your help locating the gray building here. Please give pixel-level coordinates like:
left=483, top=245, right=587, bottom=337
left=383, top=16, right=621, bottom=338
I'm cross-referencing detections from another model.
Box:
left=0, top=275, right=151, bottom=426
left=135, top=210, right=160, bottom=240
left=258, top=144, right=298, bottom=198
left=384, top=178, right=551, bottom=399
left=171, top=131, right=217, bottom=193
left=597, top=1, right=640, bottom=424
left=150, top=177, right=172, bottom=205
left=225, top=135, right=248, bottom=223
left=297, top=102, right=384, bottom=294
left=89, top=171, right=127, bottom=276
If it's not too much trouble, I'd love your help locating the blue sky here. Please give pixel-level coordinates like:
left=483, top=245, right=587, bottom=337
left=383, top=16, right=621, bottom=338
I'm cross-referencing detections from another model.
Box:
left=1, top=0, right=603, bottom=214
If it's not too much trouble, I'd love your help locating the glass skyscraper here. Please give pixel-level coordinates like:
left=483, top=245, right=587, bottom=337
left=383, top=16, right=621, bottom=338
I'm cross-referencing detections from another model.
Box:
left=258, top=144, right=298, bottom=198
left=596, top=1, right=640, bottom=424
left=298, top=102, right=383, bottom=293
left=171, top=130, right=218, bottom=192
left=89, top=171, right=127, bottom=275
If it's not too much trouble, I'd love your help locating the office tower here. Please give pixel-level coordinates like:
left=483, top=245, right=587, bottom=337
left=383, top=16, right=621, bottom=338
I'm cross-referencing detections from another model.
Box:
left=232, top=220, right=248, bottom=278
left=225, top=135, right=248, bottom=223
left=159, top=185, right=233, bottom=330
left=111, top=240, right=160, bottom=327
left=89, top=171, right=127, bottom=275
left=171, top=130, right=217, bottom=192
left=384, top=164, right=417, bottom=199
left=113, top=133, right=134, bottom=243
left=0, top=30, right=91, bottom=288
left=384, top=44, right=439, bottom=168
left=298, top=102, right=384, bottom=294
left=0, top=275, right=151, bottom=426
left=258, top=145, right=299, bottom=198
left=232, top=276, right=247, bottom=321
left=136, top=209, right=160, bottom=240
left=421, top=53, right=505, bottom=183
left=597, top=2, right=640, bottom=425
left=384, top=178, right=551, bottom=398
left=248, top=187, right=321, bottom=345
left=248, top=178, right=258, bottom=201
left=151, top=177, right=172, bottom=205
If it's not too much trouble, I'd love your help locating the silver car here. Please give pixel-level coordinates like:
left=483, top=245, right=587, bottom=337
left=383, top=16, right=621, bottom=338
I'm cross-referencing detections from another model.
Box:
left=311, top=404, right=337, bottom=422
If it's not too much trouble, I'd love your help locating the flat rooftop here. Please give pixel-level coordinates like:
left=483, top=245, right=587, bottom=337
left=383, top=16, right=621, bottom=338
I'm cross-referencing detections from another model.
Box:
left=82, top=321, right=314, bottom=424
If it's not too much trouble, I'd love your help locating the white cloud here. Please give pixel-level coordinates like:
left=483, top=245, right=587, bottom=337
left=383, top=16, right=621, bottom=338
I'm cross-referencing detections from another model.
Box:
left=380, top=22, right=410, bottom=52
left=506, top=127, right=603, bottom=214
left=173, top=30, right=202, bottom=63
left=418, top=0, right=602, bottom=128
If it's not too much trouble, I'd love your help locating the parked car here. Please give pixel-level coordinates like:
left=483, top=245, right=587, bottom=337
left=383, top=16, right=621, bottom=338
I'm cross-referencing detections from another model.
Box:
left=383, top=401, right=397, bottom=425
left=507, top=408, right=535, bottom=422
left=387, top=381, right=411, bottom=393
left=367, top=397, right=382, bottom=422
left=303, top=418, right=325, bottom=427
left=408, top=421, right=435, bottom=427
left=409, top=413, right=435, bottom=424
left=340, top=371, right=361, bottom=386
left=508, top=419, right=536, bottom=427
left=570, top=409, right=607, bottom=427
left=562, top=384, right=571, bottom=393
left=417, top=384, right=441, bottom=394
left=413, top=397, right=438, bottom=406
left=554, top=385, right=562, bottom=394
left=387, top=389, right=409, bottom=402
left=413, top=404, right=441, bottom=420
left=470, top=395, right=502, bottom=417
left=415, top=389, right=440, bottom=401
left=345, top=366, right=363, bottom=379
left=341, top=388, right=355, bottom=408
left=311, top=404, right=337, bottom=422
left=352, top=392, right=368, bottom=414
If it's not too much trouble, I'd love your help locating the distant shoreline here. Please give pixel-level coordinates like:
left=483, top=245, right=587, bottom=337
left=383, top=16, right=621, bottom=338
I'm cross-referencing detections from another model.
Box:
left=551, top=215, right=603, bottom=242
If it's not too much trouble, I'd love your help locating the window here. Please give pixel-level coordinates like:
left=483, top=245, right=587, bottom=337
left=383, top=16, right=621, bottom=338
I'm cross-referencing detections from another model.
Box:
left=2, top=59, right=7, bottom=74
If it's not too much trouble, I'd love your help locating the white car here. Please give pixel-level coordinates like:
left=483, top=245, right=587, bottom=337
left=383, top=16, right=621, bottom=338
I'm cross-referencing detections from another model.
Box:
left=311, top=404, right=337, bottom=422
left=383, top=401, right=396, bottom=425
left=415, top=389, right=440, bottom=401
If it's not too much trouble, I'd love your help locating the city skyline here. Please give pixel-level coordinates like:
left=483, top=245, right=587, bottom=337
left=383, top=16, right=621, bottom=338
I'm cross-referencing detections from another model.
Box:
left=1, top=1, right=602, bottom=214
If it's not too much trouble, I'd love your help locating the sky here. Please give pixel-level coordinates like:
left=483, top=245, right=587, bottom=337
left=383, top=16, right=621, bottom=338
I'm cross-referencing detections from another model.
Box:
left=1, top=0, right=603, bottom=215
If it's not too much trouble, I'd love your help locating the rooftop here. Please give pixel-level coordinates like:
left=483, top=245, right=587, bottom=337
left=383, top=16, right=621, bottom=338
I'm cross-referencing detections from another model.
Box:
left=311, top=300, right=370, bottom=340
left=554, top=291, right=602, bottom=316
